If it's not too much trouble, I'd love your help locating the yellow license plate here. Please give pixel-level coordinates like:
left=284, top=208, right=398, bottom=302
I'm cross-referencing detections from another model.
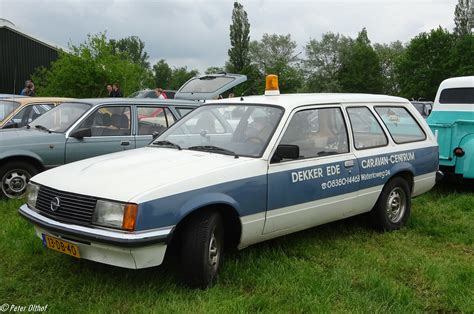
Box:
left=43, top=234, right=80, bottom=258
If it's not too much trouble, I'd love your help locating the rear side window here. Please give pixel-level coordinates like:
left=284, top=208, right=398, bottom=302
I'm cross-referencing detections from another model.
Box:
left=347, top=107, right=388, bottom=149
left=374, top=107, right=426, bottom=144
left=279, top=107, right=349, bottom=160
left=439, top=88, right=474, bottom=104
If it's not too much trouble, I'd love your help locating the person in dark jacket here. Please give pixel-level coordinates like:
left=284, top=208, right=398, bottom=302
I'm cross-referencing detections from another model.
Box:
left=112, top=83, right=123, bottom=97
left=106, top=84, right=113, bottom=97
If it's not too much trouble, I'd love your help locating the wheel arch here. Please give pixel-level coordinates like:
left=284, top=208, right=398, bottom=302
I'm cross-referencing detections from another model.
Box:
left=389, top=164, right=415, bottom=193
left=0, top=154, right=45, bottom=172
left=169, top=202, right=242, bottom=251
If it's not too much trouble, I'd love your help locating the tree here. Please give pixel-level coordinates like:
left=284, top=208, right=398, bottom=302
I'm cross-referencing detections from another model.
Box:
left=33, top=33, right=151, bottom=97
left=396, top=27, right=456, bottom=100
left=153, top=59, right=172, bottom=88
left=109, top=36, right=150, bottom=69
left=227, top=1, right=250, bottom=72
left=205, top=66, right=225, bottom=74
left=168, top=66, right=199, bottom=90
left=249, top=33, right=303, bottom=93
left=374, top=41, right=405, bottom=95
left=337, top=28, right=384, bottom=93
left=303, top=32, right=352, bottom=92
left=451, top=33, right=474, bottom=76
left=454, top=0, right=473, bottom=36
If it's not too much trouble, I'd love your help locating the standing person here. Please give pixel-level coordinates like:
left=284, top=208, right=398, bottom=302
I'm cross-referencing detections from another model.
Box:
left=106, top=84, right=113, bottom=97
left=20, top=80, right=35, bottom=96
left=112, top=83, right=123, bottom=97
left=154, top=88, right=167, bottom=99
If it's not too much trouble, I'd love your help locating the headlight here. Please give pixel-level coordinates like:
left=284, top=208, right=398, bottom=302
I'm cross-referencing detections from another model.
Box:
left=92, top=200, right=138, bottom=231
left=26, top=183, right=40, bottom=209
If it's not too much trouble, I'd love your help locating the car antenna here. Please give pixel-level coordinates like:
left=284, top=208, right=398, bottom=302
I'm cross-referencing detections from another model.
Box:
left=240, top=97, right=244, bottom=101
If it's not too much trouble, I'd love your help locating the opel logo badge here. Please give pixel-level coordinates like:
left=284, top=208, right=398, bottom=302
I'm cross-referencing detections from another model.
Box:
left=50, top=197, right=61, bottom=212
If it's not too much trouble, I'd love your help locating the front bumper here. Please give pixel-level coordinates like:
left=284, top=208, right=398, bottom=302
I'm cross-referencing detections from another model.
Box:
left=19, top=204, right=174, bottom=269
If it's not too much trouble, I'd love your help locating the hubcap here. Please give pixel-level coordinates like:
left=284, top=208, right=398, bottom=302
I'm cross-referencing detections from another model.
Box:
left=2, top=169, right=30, bottom=199
left=208, top=232, right=220, bottom=270
left=386, top=187, right=406, bottom=223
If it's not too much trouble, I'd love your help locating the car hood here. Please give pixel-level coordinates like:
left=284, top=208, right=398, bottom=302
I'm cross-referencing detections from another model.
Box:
left=0, top=128, right=64, bottom=148
left=32, top=147, right=267, bottom=203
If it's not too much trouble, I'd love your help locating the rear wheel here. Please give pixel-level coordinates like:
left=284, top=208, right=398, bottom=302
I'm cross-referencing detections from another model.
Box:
left=0, top=162, right=38, bottom=199
left=179, top=211, right=224, bottom=288
left=370, top=177, right=411, bottom=231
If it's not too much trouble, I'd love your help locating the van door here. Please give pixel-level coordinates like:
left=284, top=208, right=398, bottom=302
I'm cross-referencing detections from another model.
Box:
left=264, top=106, right=360, bottom=234
left=65, top=105, right=135, bottom=163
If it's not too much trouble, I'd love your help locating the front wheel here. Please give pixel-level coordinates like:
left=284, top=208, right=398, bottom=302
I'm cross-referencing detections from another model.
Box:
left=179, top=211, right=224, bottom=288
left=0, top=162, right=38, bottom=199
left=370, top=177, right=411, bottom=231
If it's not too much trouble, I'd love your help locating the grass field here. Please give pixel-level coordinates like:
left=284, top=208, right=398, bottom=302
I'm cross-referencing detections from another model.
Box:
left=0, top=182, right=473, bottom=313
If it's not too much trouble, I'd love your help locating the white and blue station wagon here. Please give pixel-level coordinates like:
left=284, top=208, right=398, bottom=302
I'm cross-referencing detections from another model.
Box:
left=20, top=76, right=440, bottom=288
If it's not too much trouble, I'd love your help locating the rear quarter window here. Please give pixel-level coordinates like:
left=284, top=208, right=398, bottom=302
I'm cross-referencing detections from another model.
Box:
left=374, top=106, right=426, bottom=144
left=439, top=88, right=474, bottom=104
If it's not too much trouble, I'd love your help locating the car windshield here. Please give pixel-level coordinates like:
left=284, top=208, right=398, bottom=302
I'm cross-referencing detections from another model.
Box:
left=0, top=100, right=20, bottom=122
left=29, top=102, right=92, bottom=133
left=154, top=104, right=284, bottom=157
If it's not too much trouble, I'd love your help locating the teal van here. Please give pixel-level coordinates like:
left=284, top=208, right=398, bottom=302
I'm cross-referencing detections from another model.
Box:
left=427, top=76, right=474, bottom=179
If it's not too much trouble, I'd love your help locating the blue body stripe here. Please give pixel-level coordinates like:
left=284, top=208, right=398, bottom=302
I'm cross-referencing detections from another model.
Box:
left=136, top=146, right=438, bottom=231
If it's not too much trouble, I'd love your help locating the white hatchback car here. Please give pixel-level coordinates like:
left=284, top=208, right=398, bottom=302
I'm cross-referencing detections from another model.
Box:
left=20, top=76, right=440, bottom=288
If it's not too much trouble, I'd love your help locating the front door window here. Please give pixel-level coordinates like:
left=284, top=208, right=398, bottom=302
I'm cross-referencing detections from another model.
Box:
left=77, top=106, right=131, bottom=136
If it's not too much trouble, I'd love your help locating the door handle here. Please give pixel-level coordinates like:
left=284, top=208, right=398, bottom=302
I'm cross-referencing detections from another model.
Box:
left=120, top=141, right=131, bottom=146
left=344, top=160, right=355, bottom=168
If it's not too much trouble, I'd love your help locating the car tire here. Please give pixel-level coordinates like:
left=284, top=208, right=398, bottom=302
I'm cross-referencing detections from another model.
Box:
left=0, top=161, right=38, bottom=199
left=370, top=177, right=411, bottom=231
left=179, top=210, right=224, bottom=288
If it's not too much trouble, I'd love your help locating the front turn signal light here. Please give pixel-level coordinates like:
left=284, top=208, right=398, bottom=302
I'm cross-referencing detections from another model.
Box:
left=122, top=204, right=138, bottom=231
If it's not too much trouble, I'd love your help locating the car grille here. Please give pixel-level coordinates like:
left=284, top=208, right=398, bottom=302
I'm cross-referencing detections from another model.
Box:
left=36, top=185, right=97, bottom=225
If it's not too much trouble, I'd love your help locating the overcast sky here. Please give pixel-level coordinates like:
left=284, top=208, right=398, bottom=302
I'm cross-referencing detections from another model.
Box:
left=1, top=0, right=458, bottom=73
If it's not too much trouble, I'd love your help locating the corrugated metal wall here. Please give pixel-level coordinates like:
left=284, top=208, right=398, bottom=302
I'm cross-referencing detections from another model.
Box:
left=0, top=28, right=59, bottom=94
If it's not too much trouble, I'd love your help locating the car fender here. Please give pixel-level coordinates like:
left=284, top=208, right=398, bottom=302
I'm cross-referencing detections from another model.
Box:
left=0, top=150, right=44, bottom=166
left=177, top=192, right=241, bottom=221
left=455, top=134, right=474, bottom=178
left=389, top=162, right=416, bottom=178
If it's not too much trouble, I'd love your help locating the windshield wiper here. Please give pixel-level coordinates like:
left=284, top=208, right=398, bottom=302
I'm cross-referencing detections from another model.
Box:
left=188, top=145, right=239, bottom=158
left=34, top=125, right=52, bottom=133
left=151, top=140, right=182, bottom=150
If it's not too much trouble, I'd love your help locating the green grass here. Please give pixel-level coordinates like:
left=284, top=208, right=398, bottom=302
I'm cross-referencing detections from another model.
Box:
left=1, top=183, right=473, bottom=313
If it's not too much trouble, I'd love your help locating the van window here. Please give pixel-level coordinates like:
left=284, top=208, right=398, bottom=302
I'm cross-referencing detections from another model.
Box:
left=439, top=88, right=474, bottom=104
left=347, top=107, right=388, bottom=149
left=279, top=108, right=348, bottom=160
left=375, top=107, right=426, bottom=143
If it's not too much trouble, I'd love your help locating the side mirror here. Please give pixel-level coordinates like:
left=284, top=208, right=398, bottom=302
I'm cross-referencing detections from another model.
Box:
left=272, top=144, right=299, bottom=163
left=70, top=128, right=92, bottom=139
left=2, top=121, right=19, bottom=129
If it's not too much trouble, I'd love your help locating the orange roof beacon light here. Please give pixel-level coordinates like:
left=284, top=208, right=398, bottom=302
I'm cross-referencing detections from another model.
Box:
left=265, top=74, right=280, bottom=96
